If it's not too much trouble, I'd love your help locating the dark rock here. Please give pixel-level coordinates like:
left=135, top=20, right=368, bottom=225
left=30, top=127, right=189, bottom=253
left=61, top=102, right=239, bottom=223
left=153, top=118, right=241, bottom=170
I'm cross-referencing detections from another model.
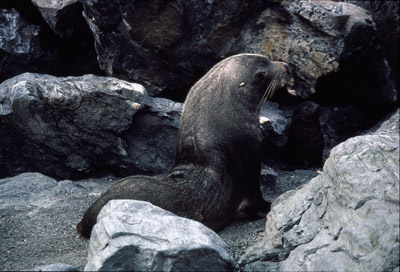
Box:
left=0, top=73, right=181, bottom=179
left=78, top=0, right=397, bottom=107
left=0, top=2, right=101, bottom=82
left=75, top=0, right=397, bottom=151
left=283, top=1, right=397, bottom=104
left=260, top=101, right=325, bottom=169
left=79, top=0, right=269, bottom=99
left=338, top=1, right=399, bottom=88
left=30, top=0, right=101, bottom=76
left=86, top=200, right=235, bottom=271
left=121, top=96, right=182, bottom=176
left=260, top=101, right=290, bottom=149
left=0, top=8, right=61, bottom=82
left=31, top=0, right=81, bottom=40
left=240, top=109, right=399, bottom=271
left=309, top=2, right=398, bottom=125
left=1, top=1, right=396, bottom=136
left=0, top=8, right=40, bottom=54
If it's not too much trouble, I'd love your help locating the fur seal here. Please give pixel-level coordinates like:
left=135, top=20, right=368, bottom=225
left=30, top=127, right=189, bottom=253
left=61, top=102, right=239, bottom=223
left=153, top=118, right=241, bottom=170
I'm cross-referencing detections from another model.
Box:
left=282, top=101, right=324, bottom=168
left=77, top=53, right=288, bottom=238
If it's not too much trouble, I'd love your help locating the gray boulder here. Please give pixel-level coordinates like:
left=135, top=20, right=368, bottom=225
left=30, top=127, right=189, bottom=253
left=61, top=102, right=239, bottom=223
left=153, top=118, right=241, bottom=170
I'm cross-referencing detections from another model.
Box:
left=0, top=73, right=182, bottom=179
left=121, top=95, right=182, bottom=175
left=241, top=109, right=399, bottom=271
left=85, top=200, right=235, bottom=271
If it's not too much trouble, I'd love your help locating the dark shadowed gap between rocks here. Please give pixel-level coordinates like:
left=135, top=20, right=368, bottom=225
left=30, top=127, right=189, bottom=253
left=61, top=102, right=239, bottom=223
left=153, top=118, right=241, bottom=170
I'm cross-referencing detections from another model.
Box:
left=312, top=47, right=399, bottom=131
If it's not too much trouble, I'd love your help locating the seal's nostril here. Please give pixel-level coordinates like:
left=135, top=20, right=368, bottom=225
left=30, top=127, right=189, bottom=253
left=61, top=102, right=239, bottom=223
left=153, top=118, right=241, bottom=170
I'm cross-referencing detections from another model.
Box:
left=283, top=63, right=289, bottom=71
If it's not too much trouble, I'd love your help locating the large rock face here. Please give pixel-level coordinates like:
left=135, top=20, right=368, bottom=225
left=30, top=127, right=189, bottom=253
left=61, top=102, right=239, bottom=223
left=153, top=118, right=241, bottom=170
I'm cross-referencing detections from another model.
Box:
left=86, top=200, right=235, bottom=271
left=241, top=110, right=399, bottom=271
left=244, top=0, right=397, bottom=105
left=80, top=0, right=270, bottom=98
left=1, top=1, right=397, bottom=160
left=79, top=0, right=397, bottom=105
left=0, top=73, right=182, bottom=179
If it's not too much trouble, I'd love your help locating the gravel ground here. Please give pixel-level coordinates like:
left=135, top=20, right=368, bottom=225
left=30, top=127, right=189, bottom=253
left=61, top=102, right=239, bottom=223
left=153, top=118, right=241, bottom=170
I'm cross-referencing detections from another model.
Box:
left=0, top=168, right=320, bottom=271
left=0, top=175, right=116, bottom=271
left=219, top=168, right=321, bottom=261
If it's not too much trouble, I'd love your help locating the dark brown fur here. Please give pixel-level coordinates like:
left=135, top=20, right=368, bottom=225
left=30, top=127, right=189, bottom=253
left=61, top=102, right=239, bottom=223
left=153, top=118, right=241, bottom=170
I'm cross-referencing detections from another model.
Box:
left=77, top=54, right=288, bottom=238
left=282, top=101, right=324, bottom=168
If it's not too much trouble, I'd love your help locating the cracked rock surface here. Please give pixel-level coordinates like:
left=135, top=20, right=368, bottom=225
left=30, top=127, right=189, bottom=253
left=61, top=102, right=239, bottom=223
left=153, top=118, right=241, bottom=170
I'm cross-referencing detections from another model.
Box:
left=240, top=110, right=399, bottom=271
left=0, top=73, right=181, bottom=179
left=85, top=200, right=235, bottom=271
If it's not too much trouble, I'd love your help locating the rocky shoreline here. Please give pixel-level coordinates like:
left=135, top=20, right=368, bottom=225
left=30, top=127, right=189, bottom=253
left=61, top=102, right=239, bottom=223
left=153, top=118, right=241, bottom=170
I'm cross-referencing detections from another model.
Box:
left=1, top=108, right=397, bottom=270
left=1, top=0, right=398, bottom=271
left=0, top=168, right=321, bottom=271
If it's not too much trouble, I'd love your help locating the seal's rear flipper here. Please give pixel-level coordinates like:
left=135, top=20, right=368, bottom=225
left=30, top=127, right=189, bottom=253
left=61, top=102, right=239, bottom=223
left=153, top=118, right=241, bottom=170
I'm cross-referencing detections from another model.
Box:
left=239, top=197, right=271, bottom=218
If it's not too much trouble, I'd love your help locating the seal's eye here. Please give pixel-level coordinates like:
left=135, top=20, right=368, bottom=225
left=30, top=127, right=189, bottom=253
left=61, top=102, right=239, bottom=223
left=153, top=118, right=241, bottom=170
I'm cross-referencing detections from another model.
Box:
left=255, top=71, right=267, bottom=79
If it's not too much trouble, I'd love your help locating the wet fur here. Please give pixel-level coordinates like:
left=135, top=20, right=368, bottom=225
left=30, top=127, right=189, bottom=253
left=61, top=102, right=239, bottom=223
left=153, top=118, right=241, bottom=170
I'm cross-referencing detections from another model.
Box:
left=77, top=54, right=287, bottom=238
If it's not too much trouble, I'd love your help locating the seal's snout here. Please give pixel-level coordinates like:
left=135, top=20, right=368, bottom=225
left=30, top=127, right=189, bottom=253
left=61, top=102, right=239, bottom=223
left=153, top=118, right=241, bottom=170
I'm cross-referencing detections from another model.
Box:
left=271, top=61, right=289, bottom=74
left=277, top=61, right=289, bottom=72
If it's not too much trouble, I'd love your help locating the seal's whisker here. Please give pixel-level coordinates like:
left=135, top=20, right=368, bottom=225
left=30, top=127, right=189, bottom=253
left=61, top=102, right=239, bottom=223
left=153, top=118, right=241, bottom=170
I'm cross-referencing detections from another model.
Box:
left=257, top=72, right=282, bottom=111
left=257, top=78, right=275, bottom=111
left=270, top=78, right=280, bottom=98
left=266, top=80, right=276, bottom=99
left=266, top=71, right=285, bottom=101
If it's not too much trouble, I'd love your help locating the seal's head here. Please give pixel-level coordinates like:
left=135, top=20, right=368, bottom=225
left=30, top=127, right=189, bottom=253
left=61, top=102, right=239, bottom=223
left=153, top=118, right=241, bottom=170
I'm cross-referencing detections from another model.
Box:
left=188, top=54, right=288, bottom=114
